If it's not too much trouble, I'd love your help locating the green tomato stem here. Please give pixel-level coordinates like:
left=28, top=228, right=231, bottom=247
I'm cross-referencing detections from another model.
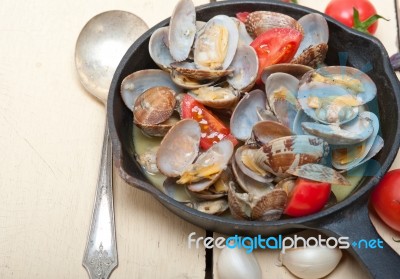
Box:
left=353, top=8, right=389, bottom=34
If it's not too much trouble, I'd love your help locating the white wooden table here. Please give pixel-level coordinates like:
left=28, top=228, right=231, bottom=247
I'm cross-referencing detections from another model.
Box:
left=0, top=0, right=399, bottom=278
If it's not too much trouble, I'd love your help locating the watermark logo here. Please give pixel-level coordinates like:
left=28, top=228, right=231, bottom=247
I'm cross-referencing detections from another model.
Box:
left=188, top=232, right=384, bottom=254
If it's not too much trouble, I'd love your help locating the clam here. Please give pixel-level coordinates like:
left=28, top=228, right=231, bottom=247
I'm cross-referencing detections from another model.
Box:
left=168, top=0, right=196, bottom=61
left=261, top=63, right=313, bottom=83
left=170, top=69, right=216, bottom=90
left=254, top=135, right=329, bottom=177
left=121, top=69, right=183, bottom=111
left=230, top=89, right=267, bottom=141
left=250, top=120, right=292, bottom=146
left=231, top=17, right=253, bottom=46
left=156, top=119, right=201, bottom=177
left=228, top=182, right=287, bottom=221
left=244, top=11, right=303, bottom=38
left=171, top=61, right=234, bottom=80
left=302, top=111, right=375, bottom=145
left=149, top=27, right=174, bottom=71
left=291, top=13, right=329, bottom=67
left=133, top=86, right=178, bottom=137
left=298, top=66, right=377, bottom=124
left=182, top=140, right=234, bottom=192
left=331, top=112, right=382, bottom=170
left=194, top=15, right=239, bottom=70
left=136, top=146, right=160, bottom=175
left=234, top=145, right=274, bottom=184
left=194, top=199, right=229, bottom=215
left=264, top=73, right=300, bottom=129
left=292, top=109, right=314, bottom=135
left=291, top=43, right=329, bottom=68
left=157, top=119, right=234, bottom=192
left=134, top=86, right=176, bottom=125
left=256, top=107, right=279, bottom=122
left=286, top=163, right=350, bottom=185
left=188, top=86, right=239, bottom=109
left=227, top=44, right=258, bottom=91
left=231, top=156, right=274, bottom=195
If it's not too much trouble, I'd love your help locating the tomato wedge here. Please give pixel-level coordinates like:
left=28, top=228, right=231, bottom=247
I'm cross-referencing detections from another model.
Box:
left=181, top=94, right=238, bottom=150
left=250, top=27, right=303, bottom=83
left=284, top=178, right=331, bottom=217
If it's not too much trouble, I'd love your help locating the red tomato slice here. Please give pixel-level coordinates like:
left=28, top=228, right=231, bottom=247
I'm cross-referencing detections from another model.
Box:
left=284, top=178, right=331, bottom=217
left=250, top=28, right=303, bottom=83
left=181, top=94, right=238, bottom=150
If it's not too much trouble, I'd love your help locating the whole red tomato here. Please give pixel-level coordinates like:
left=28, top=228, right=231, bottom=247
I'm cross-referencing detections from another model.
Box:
left=325, top=0, right=384, bottom=34
left=371, top=170, right=400, bottom=232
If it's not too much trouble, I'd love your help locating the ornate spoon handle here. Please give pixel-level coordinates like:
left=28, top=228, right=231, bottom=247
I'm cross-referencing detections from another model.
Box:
left=83, top=120, right=117, bottom=279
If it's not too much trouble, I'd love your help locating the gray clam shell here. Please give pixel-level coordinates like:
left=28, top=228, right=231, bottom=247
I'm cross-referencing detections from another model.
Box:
left=302, top=111, right=375, bottom=145
left=227, top=44, right=258, bottom=91
left=294, top=13, right=329, bottom=59
left=168, top=0, right=196, bottom=61
left=230, top=89, right=266, bottom=141
left=264, top=73, right=300, bottom=130
left=121, top=69, right=183, bottom=111
left=331, top=112, right=382, bottom=170
left=194, top=15, right=239, bottom=70
left=149, top=27, right=174, bottom=71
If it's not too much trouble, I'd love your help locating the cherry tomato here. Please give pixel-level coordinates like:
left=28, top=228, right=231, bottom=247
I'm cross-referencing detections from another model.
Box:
left=325, top=0, right=385, bottom=34
left=284, top=178, right=331, bottom=217
left=370, top=169, right=400, bottom=232
left=250, top=28, right=302, bottom=83
left=180, top=94, right=238, bottom=150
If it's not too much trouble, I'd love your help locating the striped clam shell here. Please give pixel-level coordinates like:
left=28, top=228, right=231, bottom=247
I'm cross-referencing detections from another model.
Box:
left=254, top=135, right=329, bottom=177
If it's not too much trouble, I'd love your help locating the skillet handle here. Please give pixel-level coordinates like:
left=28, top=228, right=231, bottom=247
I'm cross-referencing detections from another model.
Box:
left=318, top=195, right=400, bottom=278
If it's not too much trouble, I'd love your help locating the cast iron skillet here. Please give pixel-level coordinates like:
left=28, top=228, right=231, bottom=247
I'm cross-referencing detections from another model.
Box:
left=108, top=1, right=400, bottom=277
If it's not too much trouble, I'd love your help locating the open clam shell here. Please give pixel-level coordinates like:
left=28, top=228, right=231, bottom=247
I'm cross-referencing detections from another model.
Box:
left=294, top=13, right=329, bottom=58
left=234, top=145, right=274, bottom=184
left=250, top=120, right=292, bottom=146
left=168, top=0, right=196, bottom=61
left=184, top=139, right=234, bottom=192
left=244, top=11, right=303, bottom=38
left=264, top=73, right=300, bottom=129
left=188, top=86, right=239, bottom=109
left=194, top=15, right=239, bottom=70
left=121, top=69, right=183, bottom=111
left=298, top=66, right=377, bottom=124
left=292, top=109, right=314, bottom=135
left=286, top=163, right=350, bottom=185
left=227, top=182, right=287, bottom=221
left=194, top=199, right=229, bottom=215
left=302, top=111, right=375, bottom=145
left=261, top=63, right=313, bottom=83
left=227, top=44, right=258, bottom=91
left=156, top=119, right=201, bottom=177
left=230, top=89, right=267, bottom=141
left=171, top=61, right=234, bottom=80
left=149, top=27, right=174, bottom=71
left=291, top=13, right=329, bottom=67
left=331, top=112, right=381, bottom=170
left=170, top=69, right=217, bottom=90
left=254, top=135, right=329, bottom=177
left=231, top=17, right=253, bottom=46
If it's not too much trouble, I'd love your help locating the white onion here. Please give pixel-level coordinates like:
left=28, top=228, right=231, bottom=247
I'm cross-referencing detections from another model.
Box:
left=279, top=246, right=342, bottom=279
left=217, top=246, right=262, bottom=279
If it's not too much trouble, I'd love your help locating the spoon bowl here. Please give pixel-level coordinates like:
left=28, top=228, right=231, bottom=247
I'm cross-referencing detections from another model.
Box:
left=75, top=10, right=148, bottom=103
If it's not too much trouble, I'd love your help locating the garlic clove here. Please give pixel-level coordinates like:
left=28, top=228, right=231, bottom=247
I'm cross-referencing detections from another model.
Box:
left=279, top=246, right=342, bottom=279
left=217, top=245, right=262, bottom=279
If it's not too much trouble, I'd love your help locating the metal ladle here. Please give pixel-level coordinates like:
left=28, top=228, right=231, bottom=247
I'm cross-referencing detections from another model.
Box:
left=75, top=10, right=148, bottom=279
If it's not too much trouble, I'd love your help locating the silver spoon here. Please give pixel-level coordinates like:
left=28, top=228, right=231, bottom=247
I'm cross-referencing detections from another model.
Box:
left=75, top=10, right=148, bottom=279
